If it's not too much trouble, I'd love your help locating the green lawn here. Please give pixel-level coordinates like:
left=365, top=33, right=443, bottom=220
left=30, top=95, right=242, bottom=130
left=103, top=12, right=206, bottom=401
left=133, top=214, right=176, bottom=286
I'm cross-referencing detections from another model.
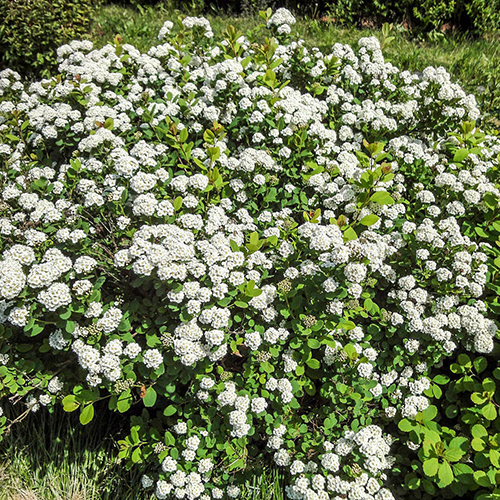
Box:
left=89, top=4, right=500, bottom=127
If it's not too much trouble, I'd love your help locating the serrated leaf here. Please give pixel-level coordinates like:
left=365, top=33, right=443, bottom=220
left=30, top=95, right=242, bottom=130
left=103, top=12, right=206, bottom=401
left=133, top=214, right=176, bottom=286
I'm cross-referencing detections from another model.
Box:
left=452, top=463, right=473, bottom=477
left=472, top=424, right=488, bottom=439
left=444, top=446, right=465, bottom=462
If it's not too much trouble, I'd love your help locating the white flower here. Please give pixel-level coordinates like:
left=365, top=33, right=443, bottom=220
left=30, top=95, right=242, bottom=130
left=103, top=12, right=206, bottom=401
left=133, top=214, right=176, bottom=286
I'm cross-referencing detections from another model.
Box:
left=143, top=349, right=163, bottom=370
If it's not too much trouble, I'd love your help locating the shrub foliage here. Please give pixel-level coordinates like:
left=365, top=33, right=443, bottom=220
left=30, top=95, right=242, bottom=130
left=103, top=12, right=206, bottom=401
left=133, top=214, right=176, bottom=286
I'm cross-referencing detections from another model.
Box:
left=1, top=8, right=500, bottom=500
left=0, top=0, right=99, bottom=78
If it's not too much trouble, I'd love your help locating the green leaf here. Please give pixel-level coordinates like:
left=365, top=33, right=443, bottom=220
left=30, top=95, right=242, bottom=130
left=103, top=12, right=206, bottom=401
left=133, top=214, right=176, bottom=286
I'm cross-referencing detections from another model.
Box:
left=343, top=344, right=358, bottom=360
left=117, top=390, right=132, bottom=413
left=306, top=358, right=320, bottom=370
left=343, top=227, right=358, bottom=241
left=490, top=449, right=500, bottom=468
left=437, top=461, right=454, bottom=487
left=369, top=191, right=394, bottom=205
left=104, top=117, right=114, bottom=130
left=398, top=418, right=414, bottom=432
left=164, top=431, right=175, bottom=446
left=471, top=437, right=486, bottom=451
left=433, top=374, right=450, bottom=385
left=131, top=447, right=141, bottom=463
left=471, top=392, right=488, bottom=404
left=472, top=424, right=488, bottom=439
left=359, top=214, right=379, bottom=226
left=483, top=378, right=496, bottom=392
left=448, top=437, right=468, bottom=453
left=62, top=395, right=80, bottom=412
left=422, top=479, right=435, bottom=495
left=173, top=196, right=183, bottom=211
left=423, top=457, right=439, bottom=477
left=179, top=127, right=188, bottom=143
left=453, top=148, right=469, bottom=163
left=458, top=353, right=471, bottom=367
left=143, top=387, right=157, bottom=407
left=421, top=405, right=437, bottom=422
left=474, top=470, right=492, bottom=488
left=79, top=403, right=94, bottom=425
left=164, top=405, right=177, bottom=416
left=406, top=474, right=420, bottom=490
left=452, top=463, right=473, bottom=478
left=484, top=192, right=498, bottom=210
left=482, top=402, right=497, bottom=421
left=444, top=446, right=465, bottom=462
left=307, top=339, right=321, bottom=349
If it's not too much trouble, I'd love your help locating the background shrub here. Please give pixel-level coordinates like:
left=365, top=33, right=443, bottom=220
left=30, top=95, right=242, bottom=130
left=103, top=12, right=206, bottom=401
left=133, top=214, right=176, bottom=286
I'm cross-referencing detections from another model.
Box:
left=0, top=0, right=100, bottom=79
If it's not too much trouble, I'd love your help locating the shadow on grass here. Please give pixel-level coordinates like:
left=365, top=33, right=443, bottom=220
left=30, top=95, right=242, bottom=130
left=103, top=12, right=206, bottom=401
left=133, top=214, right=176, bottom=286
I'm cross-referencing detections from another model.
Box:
left=0, top=402, right=286, bottom=500
left=0, top=402, right=154, bottom=500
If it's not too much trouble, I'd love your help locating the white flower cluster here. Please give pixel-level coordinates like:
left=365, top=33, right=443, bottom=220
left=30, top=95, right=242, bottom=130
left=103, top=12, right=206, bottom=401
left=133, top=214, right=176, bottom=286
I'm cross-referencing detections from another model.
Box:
left=285, top=426, right=395, bottom=500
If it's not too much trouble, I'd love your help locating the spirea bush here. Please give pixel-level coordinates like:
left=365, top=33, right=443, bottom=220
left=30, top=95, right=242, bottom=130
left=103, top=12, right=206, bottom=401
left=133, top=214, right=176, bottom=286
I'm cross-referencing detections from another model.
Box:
left=1, top=8, right=500, bottom=500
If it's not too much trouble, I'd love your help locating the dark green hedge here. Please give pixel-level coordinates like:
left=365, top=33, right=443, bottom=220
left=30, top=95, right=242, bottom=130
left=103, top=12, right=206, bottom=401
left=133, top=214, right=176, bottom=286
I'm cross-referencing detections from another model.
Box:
left=0, top=0, right=100, bottom=79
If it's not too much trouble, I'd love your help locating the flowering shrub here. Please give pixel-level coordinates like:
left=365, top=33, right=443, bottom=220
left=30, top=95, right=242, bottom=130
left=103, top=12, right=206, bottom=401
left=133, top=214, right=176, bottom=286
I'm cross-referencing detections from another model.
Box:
left=1, top=7, right=500, bottom=500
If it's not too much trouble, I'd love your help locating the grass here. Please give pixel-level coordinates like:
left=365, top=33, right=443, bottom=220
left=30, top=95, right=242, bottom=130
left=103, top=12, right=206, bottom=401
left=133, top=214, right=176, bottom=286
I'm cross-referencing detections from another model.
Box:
left=88, top=3, right=500, bottom=126
left=0, top=403, right=285, bottom=500
left=0, top=404, right=155, bottom=500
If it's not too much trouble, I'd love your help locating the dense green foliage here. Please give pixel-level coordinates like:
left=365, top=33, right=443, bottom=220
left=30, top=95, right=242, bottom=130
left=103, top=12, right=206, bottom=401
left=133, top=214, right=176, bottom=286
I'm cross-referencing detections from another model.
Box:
left=0, top=0, right=100, bottom=78
left=325, top=0, right=500, bottom=33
